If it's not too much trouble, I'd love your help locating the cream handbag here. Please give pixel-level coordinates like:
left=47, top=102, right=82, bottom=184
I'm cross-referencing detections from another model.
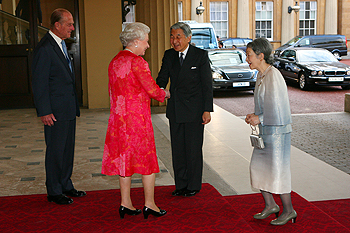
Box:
left=250, top=125, right=265, bottom=149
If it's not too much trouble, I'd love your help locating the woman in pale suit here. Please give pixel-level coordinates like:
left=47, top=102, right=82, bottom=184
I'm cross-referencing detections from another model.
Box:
left=102, top=22, right=169, bottom=219
left=245, top=38, right=297, bottom=226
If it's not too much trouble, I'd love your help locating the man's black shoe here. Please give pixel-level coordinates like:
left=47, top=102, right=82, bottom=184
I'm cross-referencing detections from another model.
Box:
left=183, top=190, right=200, bottom=197
left=47, top=194, right=73, bottom=204
left=172, top=188, right=186, bottom=196
left=63, top=189, right=87, bottom=197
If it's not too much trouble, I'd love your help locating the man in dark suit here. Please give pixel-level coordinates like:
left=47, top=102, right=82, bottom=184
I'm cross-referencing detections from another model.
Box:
left=32, top=8, right=86, bottom=205
left=157, top=22, right=213, bottom=197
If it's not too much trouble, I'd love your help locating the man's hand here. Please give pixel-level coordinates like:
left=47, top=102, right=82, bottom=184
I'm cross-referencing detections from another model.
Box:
left=40, top=114, right=56, bottom=126
left=202, top=111, right=211, bottom=125
left=164, top=89, right=171, bottom=99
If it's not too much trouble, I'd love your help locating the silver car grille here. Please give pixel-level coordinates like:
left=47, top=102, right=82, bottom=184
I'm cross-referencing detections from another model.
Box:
left=226, top=73, right=251, bottom=79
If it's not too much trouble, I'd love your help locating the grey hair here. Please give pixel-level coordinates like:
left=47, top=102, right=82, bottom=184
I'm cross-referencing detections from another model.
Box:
left=119, top=22, right=150, bottom=47
left=246, top=38, right=274, bottom=65
left=170, top=22, right=192, bottom=37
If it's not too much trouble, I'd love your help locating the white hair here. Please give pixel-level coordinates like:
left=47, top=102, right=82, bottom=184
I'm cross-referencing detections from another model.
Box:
left=119, top=22, right=150, bottom=47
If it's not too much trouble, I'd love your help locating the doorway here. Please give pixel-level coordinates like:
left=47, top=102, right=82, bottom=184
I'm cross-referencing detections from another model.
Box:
left=0, top=0, right=81, bottom=109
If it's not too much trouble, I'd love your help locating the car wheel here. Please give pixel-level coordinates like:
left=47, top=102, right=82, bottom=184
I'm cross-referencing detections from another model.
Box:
left=299, top=73, right=309, bottom=90
left=342, top=85, right=350, bottom=90
left=333, top=51, right=341, bottom=59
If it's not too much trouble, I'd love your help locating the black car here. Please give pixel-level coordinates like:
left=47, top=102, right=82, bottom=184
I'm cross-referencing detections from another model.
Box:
left=222, top=38, right=252, bottom=52
left=273, top=47, right=350, bottom=90
left=274, top=35, right=348, bottom=59
left=208, top=49, right=257, bottom=91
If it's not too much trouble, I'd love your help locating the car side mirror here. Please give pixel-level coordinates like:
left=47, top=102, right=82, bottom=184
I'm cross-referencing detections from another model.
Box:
left=287, top=57, right=296, bottom=62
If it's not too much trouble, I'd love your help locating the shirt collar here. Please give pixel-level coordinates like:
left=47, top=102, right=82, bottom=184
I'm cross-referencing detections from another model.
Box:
left=49, top=30, right=63, bottom=45
left=179, top=44, right=190, bottom=58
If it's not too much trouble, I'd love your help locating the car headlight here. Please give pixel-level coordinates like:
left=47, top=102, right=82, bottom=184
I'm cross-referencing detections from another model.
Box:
left=212, top=72, right=224, bottom=80
left=346, top=70, right=350, bottom=76
left=311, top=71, right=323, bottom=76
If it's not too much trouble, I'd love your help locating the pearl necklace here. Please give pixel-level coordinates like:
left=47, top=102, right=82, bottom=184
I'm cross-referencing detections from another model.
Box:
left=124, top=48, right=134, bottom=53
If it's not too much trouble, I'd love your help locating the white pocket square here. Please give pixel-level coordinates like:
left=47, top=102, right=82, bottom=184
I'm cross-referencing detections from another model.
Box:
left=191, top=67, right=197, bottom=69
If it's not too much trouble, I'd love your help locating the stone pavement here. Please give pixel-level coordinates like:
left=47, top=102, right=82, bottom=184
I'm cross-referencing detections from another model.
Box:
left=291, top=112, right=350, bottom=175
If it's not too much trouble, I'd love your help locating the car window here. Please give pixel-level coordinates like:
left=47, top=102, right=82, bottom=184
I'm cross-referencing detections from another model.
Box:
left=297, top=38, right=310, bottom=47
left=209, top=51, right=245, bottom=66
left=284, top=36, right=301, bottom=46
left=191, top=28, right=218, bottom=49
left=280, top=50, right=291, bottom=58
left=297, top=50, right=338, bottom=63
left=231, top=39, right=245, bottom=47
left=223, top=40, right=233, bottom=47
left=243, top=39, right=252, bottom=45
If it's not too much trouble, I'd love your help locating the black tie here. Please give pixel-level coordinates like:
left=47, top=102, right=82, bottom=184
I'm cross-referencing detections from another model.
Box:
left=179, top=52, right=184, bottom=66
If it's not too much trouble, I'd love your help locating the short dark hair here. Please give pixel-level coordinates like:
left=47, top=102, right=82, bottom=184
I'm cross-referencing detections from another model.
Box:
left=50, top=8, right=71, bottom=29
left=246, top=38, right=274, bottom=65
left=170, top=22, right=192, bottom=37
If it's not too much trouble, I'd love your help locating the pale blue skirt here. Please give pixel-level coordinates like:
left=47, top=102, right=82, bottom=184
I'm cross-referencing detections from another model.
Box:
left=250, top=132, right=291, bottom=194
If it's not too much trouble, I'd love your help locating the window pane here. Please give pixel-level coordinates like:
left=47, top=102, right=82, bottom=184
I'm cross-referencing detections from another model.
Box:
left=256, top=2, right=261, bottom=10
left=267, top=30, right=271, bottom=38
left=210, top=2, right=228, bottom=41
left=299, top=1, right=317, bottom=35
left=255, top=1, right=273, bottom=40
left=306, top=2, right=310, bottom=10
left=256, top=11, right=261, bottom=20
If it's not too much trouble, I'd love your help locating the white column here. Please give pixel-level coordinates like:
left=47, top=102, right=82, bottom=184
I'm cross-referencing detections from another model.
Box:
left=237, top=0, right=250, bottom=38
left=191, top=0, right=204, bottom=23
left=325, top=0, right=337, bottom=34
left=281, top=0, right=295, bottom=45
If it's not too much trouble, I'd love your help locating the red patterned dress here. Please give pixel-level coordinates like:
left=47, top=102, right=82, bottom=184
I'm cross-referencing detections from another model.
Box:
left=102, top=50, right=166, bottom=177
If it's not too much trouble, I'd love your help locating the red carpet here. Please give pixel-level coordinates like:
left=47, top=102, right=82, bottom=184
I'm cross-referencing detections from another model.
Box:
left=1, top=184, right=349, bottom=232
left=312, top=198, right=350, bottom=231
left=225, top=192, right=350, bottom=233
left=0, top=184, right=254, bottom=233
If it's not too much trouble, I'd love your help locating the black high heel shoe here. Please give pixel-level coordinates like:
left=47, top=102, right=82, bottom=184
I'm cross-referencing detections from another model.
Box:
left=143, top=206, right=167, bottom=219
left=119, top=206, right=141, bottom=219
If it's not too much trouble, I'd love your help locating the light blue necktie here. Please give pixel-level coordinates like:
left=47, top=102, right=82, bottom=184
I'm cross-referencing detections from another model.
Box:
left=61, top=40, right=72, bottom=71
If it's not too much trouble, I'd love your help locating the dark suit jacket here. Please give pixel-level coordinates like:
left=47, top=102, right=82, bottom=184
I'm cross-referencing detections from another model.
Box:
left=32, top=32, right=80, bottom=120
left=157, top=45, right=213, bottom=123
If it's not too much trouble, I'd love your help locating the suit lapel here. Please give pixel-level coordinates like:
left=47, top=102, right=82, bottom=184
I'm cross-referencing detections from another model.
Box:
left=177, top=45, right=195, bottom=84
left=47, top=33, right=74, bottom=80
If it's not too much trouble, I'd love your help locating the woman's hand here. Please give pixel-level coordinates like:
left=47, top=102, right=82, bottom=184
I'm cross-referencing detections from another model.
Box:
left=245, top=113, right=260, bottom=126
left=164, top=89, right=170, bottom=99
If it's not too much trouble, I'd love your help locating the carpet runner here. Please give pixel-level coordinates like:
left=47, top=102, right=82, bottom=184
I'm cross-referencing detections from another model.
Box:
left=0, top=184, right=349, bottom=232
left=224, top=192, right=350, bottom=233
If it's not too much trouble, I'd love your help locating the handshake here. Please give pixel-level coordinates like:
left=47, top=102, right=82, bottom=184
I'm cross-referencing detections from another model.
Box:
left=164, top=89, right=171, bottom=99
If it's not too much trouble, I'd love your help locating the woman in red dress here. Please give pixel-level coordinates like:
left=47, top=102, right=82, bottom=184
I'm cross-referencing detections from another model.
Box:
left=102, top=22, right=170, bottom=219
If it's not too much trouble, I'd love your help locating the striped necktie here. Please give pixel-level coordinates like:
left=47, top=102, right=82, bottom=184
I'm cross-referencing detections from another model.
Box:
left=179, top=52, right=184, bottom=66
